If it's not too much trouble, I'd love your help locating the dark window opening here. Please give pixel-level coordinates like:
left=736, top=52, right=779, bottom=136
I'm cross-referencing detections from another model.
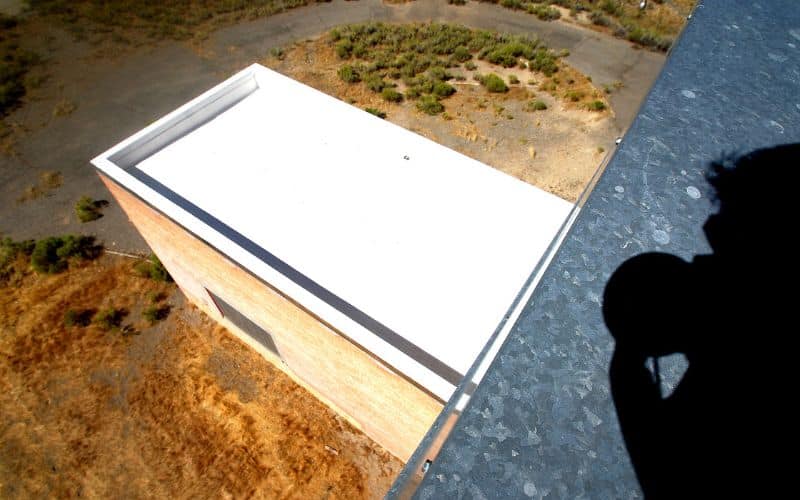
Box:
left=206, top=288, right=282, bottom=360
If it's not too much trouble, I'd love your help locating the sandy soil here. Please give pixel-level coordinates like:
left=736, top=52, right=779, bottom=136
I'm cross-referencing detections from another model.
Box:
left=0, top=255, right=401, bottom=498
left=265, top=36, right=618, bottom=202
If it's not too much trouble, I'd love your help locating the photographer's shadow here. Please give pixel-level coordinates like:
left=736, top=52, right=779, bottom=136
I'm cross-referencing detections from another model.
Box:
left=602, top=144, right=798, bottom=498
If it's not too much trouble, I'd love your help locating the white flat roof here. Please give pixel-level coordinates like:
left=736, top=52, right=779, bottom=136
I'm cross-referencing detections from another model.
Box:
left=92, top=64, right=572, bottom=401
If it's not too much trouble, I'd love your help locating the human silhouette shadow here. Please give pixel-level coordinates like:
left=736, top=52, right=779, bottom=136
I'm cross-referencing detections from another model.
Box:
left=603, top=144, right=799, bottom=499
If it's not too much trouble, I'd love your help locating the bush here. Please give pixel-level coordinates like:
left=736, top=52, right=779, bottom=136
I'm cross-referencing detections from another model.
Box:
left=416, top=95, right=444, bottom=115
left=599, top=0, right=624, bottom=17
left=352, top=42, right=367, bottom=58
left=464, top=60, right=477, bottom=71
left=365, top=74, right=386, bottom=92
left=527, top=5, right=562, bottom=21
left=94, top=307, right=125, bottom=331
left=381, top=88, right=404, bottom=102
left=1, top=237, right=35, bottom=284
left=565, top=90, right=585, bottom=102
left=64, top=308, right=93, bottom=327
left=133, top=254, right=172, bottom=282
left=588, top=100, right=607, bottom=111
left=481, top=73, right=508, bottom=93
left=452, top=46, right=471, bottom=62
left=143, top=305, right=170, bottom=324
left=335, top=40, right=353, bottom=59
left=337, top=65, right=360, bottom=83
left=500, top=0, right=522, bottom=9
left=529, top=49, right=559, bottom=76
left=525, top=99, right=548, bottom=111
left=75, top=196, right=107, bottom=222
left=508, top=74, right=519, bottom=84
left=627, top=27, right=672, bottom=51
left=365, top=107, right=387, bottom=118
left=448, top=0, right=467, bottom=4
left=484, top=42, right=534, bottom=67
left=590, top=11, right=610, bottom=26
left=269, top=47, right=285, bottom=60
left=432, top=81, right=456, bottom=97
left=427, top=66, right=453, bottom=81
left=1, top=237, right=34, bottom=268
left=30, top=235, right=100, bottom=274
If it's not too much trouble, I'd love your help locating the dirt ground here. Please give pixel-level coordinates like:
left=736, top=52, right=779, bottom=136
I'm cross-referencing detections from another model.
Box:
left=265, top=36, right=617, bottom=202
left=0, top=255, right=401, bottom=499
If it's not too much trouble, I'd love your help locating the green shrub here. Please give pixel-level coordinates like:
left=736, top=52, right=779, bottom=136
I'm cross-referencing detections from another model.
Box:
left=381, top=88, right=403, bottom=102
left=335, top=40, right=353, bottom=59
left=500, top=0, right=522, bottom=9
left=452, top=46, right=471, bottom=62
left=508, top=74, right=519, bottom=85
left=627, top=27, right=672, bottom=51
left=337, top=65, right=360, bottom=83
left=432, top=81, right=456, bottom=97
left=365, top=74, right=387, bottom=92
left=416, top=95, right=444, bottom=115
left=427, top=66, right=453, bottom=81
left=75, top=196, right=107, bottom=222
left=327, top=22, right=566, bottom=112
left=30, top=235, right=100, bottom=274
left=133, top=254, right=172, bottom=282
left=405, top=87, right=421, bottom=99
left=352, top=42, right=367, bottom=58
left=599, top=0, right=624, bottom=17
left=1, top=237, right=34, bottom=269
left=565, top=90, right=585, bottom=102
left=484, top=42, right=535, bottom=67
left=525, top=99, right=548, bottom=111
left=411, top=77, right=434, bottom=94
left=1, top=237, right=35, bottom=284
left=481, top=73, right=508, bottom=93
left=527, top=4, right=562, bottom=21
left=269, top=47, right=285, bottom=60
left=588, top=100, right=607, bottom=111
left=143, top=304, right=170, bottom=325
left=64, top=308, right=93, bottom=327
left=590, top=11, right=610, bottom=26
left=94, top=307, right=125, bottom=331
left=529, top=48, right=559, bottom=76
left=365, top=107, right=387, bottom=118
left=448, top=0, right=467, bottom=4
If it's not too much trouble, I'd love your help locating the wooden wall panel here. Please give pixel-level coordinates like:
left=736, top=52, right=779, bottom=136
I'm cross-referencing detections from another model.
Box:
left=101, top=174, right=442, bottom=462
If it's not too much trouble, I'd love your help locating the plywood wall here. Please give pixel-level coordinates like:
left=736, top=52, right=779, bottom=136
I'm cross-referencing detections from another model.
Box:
left=101, top=175, right=442, bottom=462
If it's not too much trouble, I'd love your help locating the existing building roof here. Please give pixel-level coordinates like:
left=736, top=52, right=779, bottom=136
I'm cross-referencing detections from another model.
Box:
left=92, top=64, right=572, bottom=401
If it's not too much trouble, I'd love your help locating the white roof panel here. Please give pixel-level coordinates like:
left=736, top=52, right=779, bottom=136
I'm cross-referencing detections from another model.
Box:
left=92, top=64, right=572, bottom=401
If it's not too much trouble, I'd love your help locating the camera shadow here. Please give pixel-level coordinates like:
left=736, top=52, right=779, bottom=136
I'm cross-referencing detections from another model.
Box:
left=603, top=143, right=799, bottom=498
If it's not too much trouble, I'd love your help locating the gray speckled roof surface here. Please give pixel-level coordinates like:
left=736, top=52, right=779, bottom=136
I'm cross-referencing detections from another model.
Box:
left=390, top=0, right=800, bottom=497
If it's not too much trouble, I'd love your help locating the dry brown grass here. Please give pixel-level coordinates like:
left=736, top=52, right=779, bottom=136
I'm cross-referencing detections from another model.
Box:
left=16, top=170, right=62, bottom=204
left=51, top=98, right=76, bottom=117
left=0, top=256, right=400, bottom=498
